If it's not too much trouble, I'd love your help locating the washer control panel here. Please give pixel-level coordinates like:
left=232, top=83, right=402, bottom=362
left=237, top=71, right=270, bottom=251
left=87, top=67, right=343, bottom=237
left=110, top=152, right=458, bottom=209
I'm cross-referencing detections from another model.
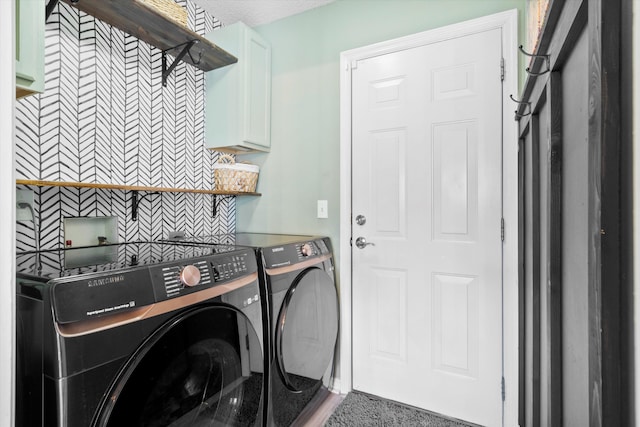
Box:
left=149, top=250, right=256, bottom=301
left=262, top=237, right=332, bottom=268
left=157, top=259, right=211, bottom=298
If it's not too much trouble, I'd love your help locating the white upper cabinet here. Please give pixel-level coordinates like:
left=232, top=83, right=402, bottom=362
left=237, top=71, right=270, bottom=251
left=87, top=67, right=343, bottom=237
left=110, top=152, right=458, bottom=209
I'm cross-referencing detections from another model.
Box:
left=205, top=22, right=271, bottom=153
left=16, top=0, right=45, bottom=98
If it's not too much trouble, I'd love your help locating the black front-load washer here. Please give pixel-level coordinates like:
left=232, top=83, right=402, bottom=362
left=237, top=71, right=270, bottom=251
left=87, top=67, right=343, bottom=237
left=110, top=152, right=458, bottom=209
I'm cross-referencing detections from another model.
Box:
left=164, top=233, right=340, bottom=426
left=16, top=242, right=266, bottom=427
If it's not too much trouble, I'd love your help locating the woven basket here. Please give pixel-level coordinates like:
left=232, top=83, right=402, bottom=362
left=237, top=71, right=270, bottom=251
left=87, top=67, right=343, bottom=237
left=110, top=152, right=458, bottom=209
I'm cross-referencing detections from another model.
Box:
left=139, top=0, right=187, bottom=28
left=213, top=155, right=259, bottom=193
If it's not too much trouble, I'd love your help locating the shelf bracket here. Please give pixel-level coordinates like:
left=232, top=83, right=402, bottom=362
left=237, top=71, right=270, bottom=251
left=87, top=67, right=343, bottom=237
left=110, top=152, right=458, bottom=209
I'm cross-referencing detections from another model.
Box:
left=162, top=40, right=199, bottom=87
left=131, top=191, right=160, bottom=221
left=213, top=195, right=235, bottom=218
left=45, top=0, right=61, bottom=22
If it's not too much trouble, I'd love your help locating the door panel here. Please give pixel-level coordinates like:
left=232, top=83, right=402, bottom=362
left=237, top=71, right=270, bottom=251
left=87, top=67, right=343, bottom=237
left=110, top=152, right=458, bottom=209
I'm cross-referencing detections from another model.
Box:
left=432, top=121, right=478, bottom=241
left=371, top=268, right=408, bottom=361
left=371, top=130, right=406, bottom=236
left=352, top=28, right=503, bottom=426
left=432, top=273, right=479, bottom=377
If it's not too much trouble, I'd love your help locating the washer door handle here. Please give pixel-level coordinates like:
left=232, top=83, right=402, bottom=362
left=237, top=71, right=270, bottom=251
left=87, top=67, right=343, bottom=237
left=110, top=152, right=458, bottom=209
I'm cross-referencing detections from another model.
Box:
left=355, top=237, right=375, bottom=249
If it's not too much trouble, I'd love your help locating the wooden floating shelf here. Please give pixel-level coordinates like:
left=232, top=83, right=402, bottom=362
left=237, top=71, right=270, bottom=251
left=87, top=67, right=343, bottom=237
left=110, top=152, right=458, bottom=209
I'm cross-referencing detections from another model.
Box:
left=16, top=179, right=261, bottom=197
left=60, top=0, right=237, bottom=72
left=17, top=179, right=260, bottom=219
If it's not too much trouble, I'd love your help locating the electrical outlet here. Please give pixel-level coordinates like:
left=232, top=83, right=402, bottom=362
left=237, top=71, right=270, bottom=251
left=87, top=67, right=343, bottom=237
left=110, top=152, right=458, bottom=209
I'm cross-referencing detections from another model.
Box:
left=317, top=200, right=328, bottom=219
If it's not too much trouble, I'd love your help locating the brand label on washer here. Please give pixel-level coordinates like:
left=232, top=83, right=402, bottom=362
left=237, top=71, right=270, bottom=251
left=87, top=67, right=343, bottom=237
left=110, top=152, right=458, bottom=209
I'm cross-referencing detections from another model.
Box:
left=87, top=275, right=125, bottom=288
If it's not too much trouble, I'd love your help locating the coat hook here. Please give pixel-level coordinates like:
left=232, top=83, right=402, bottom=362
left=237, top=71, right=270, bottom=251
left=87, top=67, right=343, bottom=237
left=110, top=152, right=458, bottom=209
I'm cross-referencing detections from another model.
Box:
left=510, top=94, right=532, bottom=119
left=519, top=45, right=550, bottom=76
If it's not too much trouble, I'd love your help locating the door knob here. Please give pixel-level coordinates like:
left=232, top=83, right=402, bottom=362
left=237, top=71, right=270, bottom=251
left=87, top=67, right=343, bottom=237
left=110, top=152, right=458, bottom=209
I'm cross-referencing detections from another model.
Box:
left=355, top=237, right=375, bottom=249
left=355, top=214, right=366, bottom=226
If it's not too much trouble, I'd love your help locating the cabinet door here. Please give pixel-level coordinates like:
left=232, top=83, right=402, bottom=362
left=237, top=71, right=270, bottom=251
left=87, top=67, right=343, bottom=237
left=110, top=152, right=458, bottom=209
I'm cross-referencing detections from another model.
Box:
left=16, top=0, right=45, bottom=98
left=242, top=30, right=271, bottom=150
left=205, top=22, right=271, bottom=153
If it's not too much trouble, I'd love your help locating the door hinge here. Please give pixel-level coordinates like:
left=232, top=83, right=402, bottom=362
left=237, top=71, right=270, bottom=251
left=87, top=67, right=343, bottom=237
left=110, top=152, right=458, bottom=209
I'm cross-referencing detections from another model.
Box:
left=501, top=376, right=506, bottom=401
left=501, top=218, right=505, bottom=241
left=500, top=57, right=505, bottom=81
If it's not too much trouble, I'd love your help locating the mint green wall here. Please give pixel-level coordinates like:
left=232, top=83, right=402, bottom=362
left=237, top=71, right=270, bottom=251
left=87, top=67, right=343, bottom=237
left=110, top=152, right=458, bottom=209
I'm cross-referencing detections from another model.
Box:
left=237, top=0, right=526, bottom=268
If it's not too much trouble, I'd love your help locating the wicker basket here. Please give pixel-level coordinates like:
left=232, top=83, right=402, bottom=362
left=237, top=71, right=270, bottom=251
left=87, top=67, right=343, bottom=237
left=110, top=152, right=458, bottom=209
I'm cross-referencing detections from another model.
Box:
left=139, top=0, right=187, bottom=28
left=213, top=155, right=259, bottom=193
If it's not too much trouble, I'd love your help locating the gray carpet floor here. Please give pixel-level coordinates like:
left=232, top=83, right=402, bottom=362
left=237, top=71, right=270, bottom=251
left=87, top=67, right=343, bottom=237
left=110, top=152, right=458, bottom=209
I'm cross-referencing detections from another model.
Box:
left=324, top=391, right=478, bottom=427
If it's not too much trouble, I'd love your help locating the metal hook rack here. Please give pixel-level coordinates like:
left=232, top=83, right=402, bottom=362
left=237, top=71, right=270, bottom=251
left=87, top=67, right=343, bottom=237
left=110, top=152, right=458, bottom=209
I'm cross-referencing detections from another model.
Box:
left=131, top=191, right=161, bottom=221
left=519, top=45, right=550, bottom=76
left=510, top=94, right=532, bottom=119
left=162, top=40, right=202, bottom=86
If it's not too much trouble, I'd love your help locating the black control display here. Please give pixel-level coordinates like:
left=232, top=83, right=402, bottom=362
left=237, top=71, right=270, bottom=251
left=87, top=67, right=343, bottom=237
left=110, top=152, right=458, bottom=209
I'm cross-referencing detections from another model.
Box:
left=212, top=254, right=249, bottom=282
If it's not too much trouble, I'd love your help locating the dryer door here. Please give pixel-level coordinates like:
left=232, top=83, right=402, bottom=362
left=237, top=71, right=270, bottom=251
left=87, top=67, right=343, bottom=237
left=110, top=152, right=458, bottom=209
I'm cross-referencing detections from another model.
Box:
left=275, top=267, right=339, bottom=392
left=94, top=305, right=264, bottom=427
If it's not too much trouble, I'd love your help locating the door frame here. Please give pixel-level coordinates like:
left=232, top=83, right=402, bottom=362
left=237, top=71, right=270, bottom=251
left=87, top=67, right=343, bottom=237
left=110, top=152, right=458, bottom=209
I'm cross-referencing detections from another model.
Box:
left=338, top=9, right=519, bottom=425
left=1, top=1, right=15, bottom=426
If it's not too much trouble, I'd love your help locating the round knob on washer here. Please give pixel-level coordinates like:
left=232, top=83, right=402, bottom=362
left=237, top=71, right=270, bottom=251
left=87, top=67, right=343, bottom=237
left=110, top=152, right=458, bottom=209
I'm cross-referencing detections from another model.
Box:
left=300, top=243, right=313, bottom=257
left=180, top=265, right=201, bottom=287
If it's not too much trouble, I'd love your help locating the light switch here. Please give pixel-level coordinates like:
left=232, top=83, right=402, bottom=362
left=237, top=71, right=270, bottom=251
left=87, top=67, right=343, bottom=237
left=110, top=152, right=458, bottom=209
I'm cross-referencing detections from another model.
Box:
left=317, top=200, right=328, bottom=219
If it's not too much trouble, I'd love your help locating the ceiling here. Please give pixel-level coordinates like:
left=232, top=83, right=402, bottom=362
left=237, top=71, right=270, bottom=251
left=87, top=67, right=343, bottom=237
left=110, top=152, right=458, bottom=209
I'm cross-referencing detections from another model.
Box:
left=192, top=0, right=336, bottom=27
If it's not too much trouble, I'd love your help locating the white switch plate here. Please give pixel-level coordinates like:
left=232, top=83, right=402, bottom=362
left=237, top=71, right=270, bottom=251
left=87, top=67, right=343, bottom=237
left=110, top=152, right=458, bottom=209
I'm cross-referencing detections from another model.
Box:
left=317, top=200, right=328, bottom=219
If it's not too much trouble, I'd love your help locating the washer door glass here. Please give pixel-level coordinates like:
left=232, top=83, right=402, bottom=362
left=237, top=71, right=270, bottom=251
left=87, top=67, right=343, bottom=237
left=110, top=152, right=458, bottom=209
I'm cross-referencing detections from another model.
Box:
left=275, top=267, right=339, bottom=392
left=95, top=305, right=264, bottom=427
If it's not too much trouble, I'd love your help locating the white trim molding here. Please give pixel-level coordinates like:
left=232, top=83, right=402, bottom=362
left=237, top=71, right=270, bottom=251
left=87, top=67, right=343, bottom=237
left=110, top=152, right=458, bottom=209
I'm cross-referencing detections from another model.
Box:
left=633, top=0, right=640, bottom=424
left=0, top=1, right=16, bottom=425
left=339, top=9, right=519, bottom=426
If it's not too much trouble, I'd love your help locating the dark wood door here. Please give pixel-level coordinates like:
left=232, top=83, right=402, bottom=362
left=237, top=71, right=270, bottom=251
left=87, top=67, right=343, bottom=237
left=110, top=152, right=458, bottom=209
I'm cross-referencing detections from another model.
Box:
left=516, top=0, right=633, bottom=425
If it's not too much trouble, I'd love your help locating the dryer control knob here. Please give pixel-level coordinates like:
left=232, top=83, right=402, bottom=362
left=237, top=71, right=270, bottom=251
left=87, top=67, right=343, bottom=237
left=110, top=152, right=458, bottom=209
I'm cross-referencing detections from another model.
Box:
left=180, top=265, right=201, bottom=287
left=300, top=243, right=313, bottom=257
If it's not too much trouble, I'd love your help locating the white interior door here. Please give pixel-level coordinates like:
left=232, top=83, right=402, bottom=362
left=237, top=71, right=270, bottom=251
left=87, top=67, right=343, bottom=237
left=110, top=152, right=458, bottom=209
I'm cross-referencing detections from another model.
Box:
left=351, top=27, right=503, bottom=426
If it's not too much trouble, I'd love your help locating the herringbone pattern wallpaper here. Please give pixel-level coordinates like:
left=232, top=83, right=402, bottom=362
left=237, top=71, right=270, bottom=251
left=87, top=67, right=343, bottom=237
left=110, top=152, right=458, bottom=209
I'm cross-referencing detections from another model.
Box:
left=15, top=1, right=232, bottom=252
